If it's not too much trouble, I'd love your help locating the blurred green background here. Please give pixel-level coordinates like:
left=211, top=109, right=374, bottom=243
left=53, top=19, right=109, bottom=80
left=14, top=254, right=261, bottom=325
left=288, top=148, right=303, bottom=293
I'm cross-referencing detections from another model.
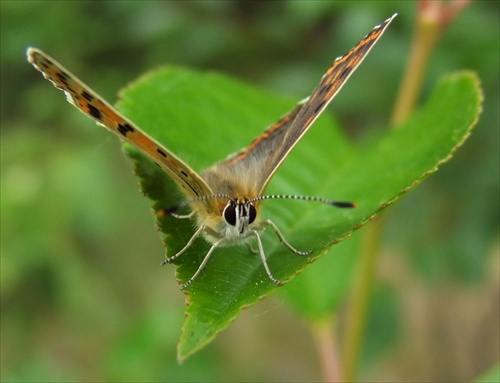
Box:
left=1, top=1, right=498, bottom=382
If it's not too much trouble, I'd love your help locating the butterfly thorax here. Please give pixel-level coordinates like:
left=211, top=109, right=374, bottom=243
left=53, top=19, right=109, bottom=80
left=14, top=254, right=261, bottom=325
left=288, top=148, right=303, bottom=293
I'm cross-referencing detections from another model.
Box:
left=201, top=164, right=262, bottom=199
left=198, top=162, right=265, bottom=242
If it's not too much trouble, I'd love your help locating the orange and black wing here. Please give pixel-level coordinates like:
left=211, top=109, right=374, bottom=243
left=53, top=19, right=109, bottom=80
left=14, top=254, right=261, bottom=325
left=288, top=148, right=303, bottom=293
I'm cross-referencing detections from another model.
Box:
left=27, top=48, right=217, bottom=214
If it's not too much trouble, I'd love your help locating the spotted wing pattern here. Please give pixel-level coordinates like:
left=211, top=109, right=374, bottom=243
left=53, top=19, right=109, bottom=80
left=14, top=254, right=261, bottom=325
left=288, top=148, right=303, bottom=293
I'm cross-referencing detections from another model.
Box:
left=27, top=48, right=217, bottom=214
left=215, top=13, right=397, bottom=196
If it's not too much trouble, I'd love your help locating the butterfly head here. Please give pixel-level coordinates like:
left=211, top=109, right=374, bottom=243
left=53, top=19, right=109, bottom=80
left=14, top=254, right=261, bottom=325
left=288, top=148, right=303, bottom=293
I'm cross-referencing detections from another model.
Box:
left=164, top=193, right=355, bottom=240
left=222, top=197, right=257, bottom=235
left=162, top=193, right=262, bottom=243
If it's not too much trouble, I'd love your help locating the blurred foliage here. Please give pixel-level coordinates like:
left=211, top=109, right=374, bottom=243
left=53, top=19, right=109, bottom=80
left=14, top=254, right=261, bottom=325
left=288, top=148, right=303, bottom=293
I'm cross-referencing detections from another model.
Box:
left=1, top=1, right=498, bottom=382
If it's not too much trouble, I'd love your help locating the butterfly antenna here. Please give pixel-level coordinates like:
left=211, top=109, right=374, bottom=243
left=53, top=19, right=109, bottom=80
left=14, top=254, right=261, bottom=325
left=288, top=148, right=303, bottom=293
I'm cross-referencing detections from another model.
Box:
left=250, top=194, right=356, bottom=208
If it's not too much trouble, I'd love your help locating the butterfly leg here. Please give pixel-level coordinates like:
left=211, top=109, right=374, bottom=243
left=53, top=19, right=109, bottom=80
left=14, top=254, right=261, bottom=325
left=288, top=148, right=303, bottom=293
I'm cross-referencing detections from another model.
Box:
left=246, top=242, right=259, bottom=254
left=264, top=219, right=312, bottom=256
left=162, top=225, right=204, bottom=266
left=157, top=209, right=195, bottom=220
left=181, top=237, right=225, bottom=290
left=169, top=211, right=195, bottom=220
left=252, top=230, right=283, bottom=286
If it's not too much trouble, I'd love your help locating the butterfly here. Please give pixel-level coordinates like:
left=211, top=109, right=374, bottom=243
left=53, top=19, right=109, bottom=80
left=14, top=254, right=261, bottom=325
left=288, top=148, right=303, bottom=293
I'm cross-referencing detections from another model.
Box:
left=27, top=13, right=396, bottom=290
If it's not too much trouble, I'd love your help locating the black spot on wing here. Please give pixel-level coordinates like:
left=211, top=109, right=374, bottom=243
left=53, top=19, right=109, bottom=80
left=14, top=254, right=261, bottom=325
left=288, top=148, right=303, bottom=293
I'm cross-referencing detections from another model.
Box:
left=157, top=148, right=167, bottom=158
left=117, top=123, right=135, bottom=136
left=339, top=65, right=352, bottom=80
left=87, top=104, right=103, bottom=120
left=177, top=170, right=200, bottom=196
left=313, top=99, right=327, bottom=114
left=81, top=90, right=94, bottom=102
left=57, top=71, right=70, bottom=85
left=41, top=59, right=52, bottom=69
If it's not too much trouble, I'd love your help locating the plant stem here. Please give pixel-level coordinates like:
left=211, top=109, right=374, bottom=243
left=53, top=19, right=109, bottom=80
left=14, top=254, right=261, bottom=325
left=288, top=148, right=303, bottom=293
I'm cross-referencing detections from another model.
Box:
left=341, top=2, right=470, bottom=381
left=392, top=0, right=471, bottom=126
left=391, top=2, right=441, bottom=126
left=342, top=218, right=383, bottom=382
left=311, top=317, right=342, bottom=382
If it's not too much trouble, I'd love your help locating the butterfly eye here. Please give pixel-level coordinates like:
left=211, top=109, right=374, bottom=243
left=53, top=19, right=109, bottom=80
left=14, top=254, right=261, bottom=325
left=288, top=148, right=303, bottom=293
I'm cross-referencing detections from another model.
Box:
left=223, top=202, right=237, bottom=226
left=248, top=203, right=257, bottom=224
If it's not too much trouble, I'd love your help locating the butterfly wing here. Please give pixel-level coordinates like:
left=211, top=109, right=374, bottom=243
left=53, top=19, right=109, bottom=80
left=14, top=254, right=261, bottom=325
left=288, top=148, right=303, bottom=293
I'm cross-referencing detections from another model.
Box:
left=27, top=48, right=217, bottom=214
left=213, top=14, right=396, bottom=197
left=201, top=101, right=305, bottom=200
left=258, top=14, right=397, bottom=195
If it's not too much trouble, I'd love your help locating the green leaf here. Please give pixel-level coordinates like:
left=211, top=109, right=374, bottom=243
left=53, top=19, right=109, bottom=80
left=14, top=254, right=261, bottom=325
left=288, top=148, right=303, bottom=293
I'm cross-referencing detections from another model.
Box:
left=118, top=68, right=482, bottom=361
left=280, top=70, right=484, bottom=321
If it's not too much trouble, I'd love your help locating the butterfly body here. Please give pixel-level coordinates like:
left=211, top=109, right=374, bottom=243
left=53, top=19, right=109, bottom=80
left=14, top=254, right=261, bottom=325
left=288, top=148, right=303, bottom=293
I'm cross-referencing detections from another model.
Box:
left=27, top=13, right=396, bottom=289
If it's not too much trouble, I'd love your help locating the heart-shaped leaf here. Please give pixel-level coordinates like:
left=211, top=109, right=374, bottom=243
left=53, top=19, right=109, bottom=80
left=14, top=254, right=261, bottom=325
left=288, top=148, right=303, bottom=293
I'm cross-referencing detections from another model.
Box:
left=119, top=68, right=481, bottom=361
